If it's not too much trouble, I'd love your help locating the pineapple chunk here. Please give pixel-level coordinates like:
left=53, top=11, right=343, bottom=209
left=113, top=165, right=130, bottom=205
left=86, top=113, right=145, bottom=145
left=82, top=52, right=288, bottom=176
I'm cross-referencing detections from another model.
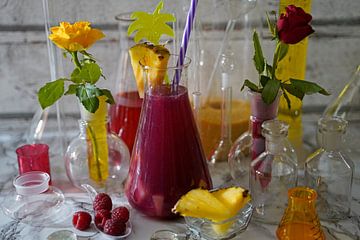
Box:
left=211, top=187, right=251, bottom=235
left=172, top=189, right=231, bottom=222
left=129, top=42, right=170, bottom=98
left=172, top=187, right=251, bottom=236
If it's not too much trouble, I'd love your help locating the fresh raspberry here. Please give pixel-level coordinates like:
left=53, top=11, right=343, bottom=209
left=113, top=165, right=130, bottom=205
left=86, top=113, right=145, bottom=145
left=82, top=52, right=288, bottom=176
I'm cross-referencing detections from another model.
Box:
left=111, top=206, right=130, bottom=223
left=103, top=219, right=126, bottom=236
left=94, top=209, right=111, bottom=230
left=72, top=211, right=92, bottom=231
left=93, top=193, right=112, bottom=211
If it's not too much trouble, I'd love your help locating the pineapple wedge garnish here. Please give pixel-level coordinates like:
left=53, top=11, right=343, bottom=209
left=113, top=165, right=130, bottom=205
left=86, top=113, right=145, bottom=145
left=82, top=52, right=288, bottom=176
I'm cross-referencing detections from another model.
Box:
left=129, top=42, right=170, bottom=98
left=172, top=188, right=231, bottom=222
left=172, top=187, right=251, bottom=236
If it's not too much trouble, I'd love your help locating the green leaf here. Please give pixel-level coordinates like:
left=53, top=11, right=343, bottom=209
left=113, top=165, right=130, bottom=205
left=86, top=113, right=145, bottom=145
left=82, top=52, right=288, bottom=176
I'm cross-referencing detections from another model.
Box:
left=260, top=75, right=270, bottom=88
left=80, top=63, right=102, bottom=84
left=264, top=63, right=273, bottom=77
left=100, top=89, right=115, bottom=104
left=76, top=84, right=102, bottom=113
left=290, top=79, right=330, bottom=96
left=266, top=12, right=276, bottom=38
left=277, top=42, right=289, bottom=63
left=282, top=82, right=304, bottom=100
left=281, top=85, right=292, bottom=109
left=38, top=79, right=65, bottom=109
left=252, top=31, right=265, bottom=74
left=241, top=79, right=259, bottom=92
left=71, top=68, right=82, bottom=83
left=261, top=78, right=280, bottom=104
left=64, top=84, right=78, bottom=95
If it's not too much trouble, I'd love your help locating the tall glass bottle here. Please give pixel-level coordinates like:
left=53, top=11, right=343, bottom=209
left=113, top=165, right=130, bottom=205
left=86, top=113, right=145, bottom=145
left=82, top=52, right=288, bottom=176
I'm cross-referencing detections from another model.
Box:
left=305, top=117, right=354, bottom=221
left=108, top=13, right=142, bottom=153
left=276, top=187, right=325, bottom=240
left=250, top=119, right=297, bottom=224
left=125, top=55, right=212, bottom=218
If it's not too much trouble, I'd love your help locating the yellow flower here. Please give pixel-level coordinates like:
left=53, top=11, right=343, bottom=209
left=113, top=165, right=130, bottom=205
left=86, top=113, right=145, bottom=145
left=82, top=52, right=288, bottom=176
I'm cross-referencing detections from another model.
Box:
left=49, top=21, right=105, bottom=52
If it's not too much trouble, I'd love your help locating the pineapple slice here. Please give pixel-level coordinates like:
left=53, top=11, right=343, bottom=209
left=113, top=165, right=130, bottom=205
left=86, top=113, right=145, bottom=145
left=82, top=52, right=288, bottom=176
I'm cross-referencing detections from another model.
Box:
left=129, top=42, right=170, bottom=98
left=211, top=187, right=251, bottom=235
left=172, top=189, right=231, bottom=222
left=172, top=187, right=251, bottom=236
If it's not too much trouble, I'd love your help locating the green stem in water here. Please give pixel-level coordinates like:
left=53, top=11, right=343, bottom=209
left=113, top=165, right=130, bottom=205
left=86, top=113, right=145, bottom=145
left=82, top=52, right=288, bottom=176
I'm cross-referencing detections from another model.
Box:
left=87, top=124, right=102, bottom=182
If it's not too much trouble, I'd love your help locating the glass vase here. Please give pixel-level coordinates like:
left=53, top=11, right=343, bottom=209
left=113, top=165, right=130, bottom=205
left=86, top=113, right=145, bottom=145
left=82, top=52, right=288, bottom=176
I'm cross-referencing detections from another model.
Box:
left=250, top=119, right=298, bottom=224
left=65, top=114, right=130, bottom=193
left=305, top=116, right=354, bottom=221
left=276, top=187, right=325, bottom=240
left=228, top=90, right=292, bottom=188
left=125, top=55, right=212, bottom=218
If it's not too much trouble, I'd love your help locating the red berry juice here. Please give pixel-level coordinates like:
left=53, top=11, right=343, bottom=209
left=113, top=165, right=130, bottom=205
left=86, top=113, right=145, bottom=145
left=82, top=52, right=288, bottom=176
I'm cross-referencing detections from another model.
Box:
left=108, top=91, right=142, bottom=153
left=125, top=85, right=212, bottom=218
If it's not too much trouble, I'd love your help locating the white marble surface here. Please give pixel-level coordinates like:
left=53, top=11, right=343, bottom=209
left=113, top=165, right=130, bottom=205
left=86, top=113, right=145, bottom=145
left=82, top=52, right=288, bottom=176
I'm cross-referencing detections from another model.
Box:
left=0, top=114, right=360, bottom=240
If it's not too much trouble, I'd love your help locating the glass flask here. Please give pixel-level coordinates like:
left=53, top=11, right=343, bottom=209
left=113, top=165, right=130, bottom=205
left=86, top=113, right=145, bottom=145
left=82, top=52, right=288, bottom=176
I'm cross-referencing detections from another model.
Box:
left=108, top=13, right=143, bottom=153
left=320, top=66, right=360, bottom=179
left=276, top=187, right=325, bottom=240
left=194, top=0, right=259, bottom=160
left=250, top=119, right=298, bottom=224
left=125, top=55, right=212, bottom=218
left=228, top=90, right=295, bottom=188
left=65, top=119, right=130, bottom=193
left=305, top=117, right=354, bottom=221
left=1, top=171, right=68, bottom=226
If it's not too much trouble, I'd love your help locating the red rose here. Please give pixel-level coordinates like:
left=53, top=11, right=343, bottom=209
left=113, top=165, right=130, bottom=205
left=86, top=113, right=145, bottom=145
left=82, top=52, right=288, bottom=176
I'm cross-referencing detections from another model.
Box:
left=277, top=5, right=314, bottom=44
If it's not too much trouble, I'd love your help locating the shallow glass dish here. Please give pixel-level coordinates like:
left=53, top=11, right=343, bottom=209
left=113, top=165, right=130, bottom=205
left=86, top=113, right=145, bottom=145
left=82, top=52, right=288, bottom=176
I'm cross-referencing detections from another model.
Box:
left=184, top=203, right=253, bottom=240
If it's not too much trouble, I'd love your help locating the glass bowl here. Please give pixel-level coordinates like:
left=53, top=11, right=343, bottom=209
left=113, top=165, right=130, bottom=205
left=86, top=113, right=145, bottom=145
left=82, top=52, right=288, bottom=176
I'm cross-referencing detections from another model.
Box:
left=1, top=171, right=66, bottom=226
left=184, top=203, right=253, bottom=240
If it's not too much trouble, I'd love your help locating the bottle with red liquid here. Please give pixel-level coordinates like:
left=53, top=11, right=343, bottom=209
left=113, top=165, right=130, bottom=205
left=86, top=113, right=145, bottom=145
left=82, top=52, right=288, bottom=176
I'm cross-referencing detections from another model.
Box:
left=108, top=13, right=142, bottom=153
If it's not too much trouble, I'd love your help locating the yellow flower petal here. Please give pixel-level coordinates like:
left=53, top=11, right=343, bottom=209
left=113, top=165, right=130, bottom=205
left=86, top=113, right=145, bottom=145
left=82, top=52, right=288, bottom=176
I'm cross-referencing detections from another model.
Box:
left=48, top=21, right=105, bottom=51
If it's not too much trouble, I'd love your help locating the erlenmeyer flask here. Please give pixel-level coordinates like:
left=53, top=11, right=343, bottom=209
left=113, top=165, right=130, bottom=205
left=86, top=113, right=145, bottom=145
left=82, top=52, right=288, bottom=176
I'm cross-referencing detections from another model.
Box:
left=108, top=13, right=143, bottom=153
left=276, top=187, right=325, bottom=240
left=320, top=65, right=360, bottom=179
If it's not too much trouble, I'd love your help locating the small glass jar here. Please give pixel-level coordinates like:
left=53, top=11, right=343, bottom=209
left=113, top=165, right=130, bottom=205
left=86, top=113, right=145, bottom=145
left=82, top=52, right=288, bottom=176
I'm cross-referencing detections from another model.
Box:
left=65, top=120, right=130, bottom=193
left=305, top=116, right=354, bottom=221
left=250, top=119, right=298, bottom=224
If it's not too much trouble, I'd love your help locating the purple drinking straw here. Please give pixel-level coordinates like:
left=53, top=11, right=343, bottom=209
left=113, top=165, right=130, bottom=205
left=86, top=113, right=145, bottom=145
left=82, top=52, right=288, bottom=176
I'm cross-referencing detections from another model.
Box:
left=173, top=0, right=199, bottom=86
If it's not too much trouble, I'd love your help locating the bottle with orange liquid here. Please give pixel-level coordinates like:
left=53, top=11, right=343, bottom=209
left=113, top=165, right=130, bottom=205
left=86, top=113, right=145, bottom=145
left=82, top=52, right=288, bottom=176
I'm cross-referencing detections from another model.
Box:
left=276, top=187, right=325, bottom=240
left=108, top=13, right=143, bottom=153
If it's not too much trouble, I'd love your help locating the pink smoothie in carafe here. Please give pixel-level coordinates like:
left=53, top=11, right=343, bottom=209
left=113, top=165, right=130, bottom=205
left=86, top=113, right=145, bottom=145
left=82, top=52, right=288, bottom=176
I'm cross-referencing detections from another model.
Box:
left=125, top=85, right=212, bottom=218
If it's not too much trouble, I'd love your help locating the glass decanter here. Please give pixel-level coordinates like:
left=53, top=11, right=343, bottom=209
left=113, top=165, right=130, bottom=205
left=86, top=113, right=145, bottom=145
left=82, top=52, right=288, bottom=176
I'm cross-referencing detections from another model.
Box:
left=108, top=13, right=143, bottom=153
left=250, top=119, right=298, bottom=224
left=125, top=55, right=212, bottom=218
left=305, top=116, right=354, bottom=221
left=276, top=187, right=325, bottom=240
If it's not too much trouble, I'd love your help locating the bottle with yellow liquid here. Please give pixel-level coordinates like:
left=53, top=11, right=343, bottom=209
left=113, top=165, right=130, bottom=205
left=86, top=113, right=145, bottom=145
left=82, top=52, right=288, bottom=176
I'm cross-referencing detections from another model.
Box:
left=65, top=97, right=130, bottom=192
left=276, top=0, right=313, bottom=168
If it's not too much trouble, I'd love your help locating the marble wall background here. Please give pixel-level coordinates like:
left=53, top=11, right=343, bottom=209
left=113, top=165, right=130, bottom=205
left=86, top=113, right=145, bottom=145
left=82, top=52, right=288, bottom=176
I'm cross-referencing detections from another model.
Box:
left=0, top=0, right=359, bottom=116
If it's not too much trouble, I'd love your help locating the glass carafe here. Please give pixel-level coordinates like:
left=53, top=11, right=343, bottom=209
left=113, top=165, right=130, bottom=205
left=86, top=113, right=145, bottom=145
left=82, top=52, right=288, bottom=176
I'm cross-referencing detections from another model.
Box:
left=250, top=119, right=297, bottom=224
left=108, top=13, right=143, bottom=153
left=305, top=116, right=354, bottom=221
left=125, top=55, right=212, bottom=218
left=276, top=187, right=325, bottom=240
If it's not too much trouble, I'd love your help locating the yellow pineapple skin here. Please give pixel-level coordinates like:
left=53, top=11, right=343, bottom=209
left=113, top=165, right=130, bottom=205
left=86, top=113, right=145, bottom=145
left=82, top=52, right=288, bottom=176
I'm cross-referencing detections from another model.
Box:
left=129, top=42, right=170, bottom=98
